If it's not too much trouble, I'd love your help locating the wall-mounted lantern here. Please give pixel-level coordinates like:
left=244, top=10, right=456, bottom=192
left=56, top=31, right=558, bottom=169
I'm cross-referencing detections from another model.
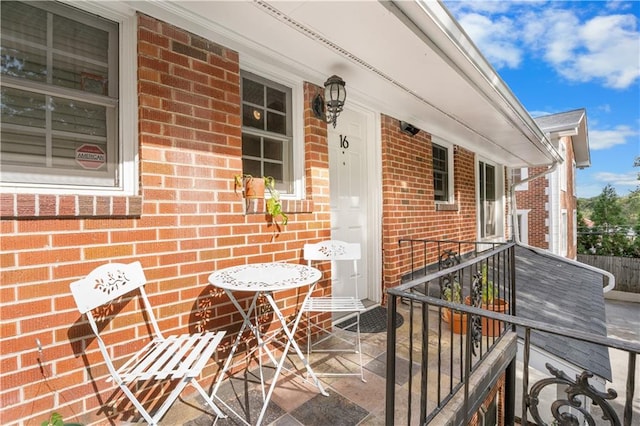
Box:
left=312, top=75, right=347, bottom=128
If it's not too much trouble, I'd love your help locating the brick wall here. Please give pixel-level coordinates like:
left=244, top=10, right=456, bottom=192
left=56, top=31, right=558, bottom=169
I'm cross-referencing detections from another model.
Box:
left=515, top=166, right=549, bottom=249
left=0, top=14, right=331, bottom=426
left=515, top=135, right=578, bottom=257
left=381, top=114, right=478, bottom=294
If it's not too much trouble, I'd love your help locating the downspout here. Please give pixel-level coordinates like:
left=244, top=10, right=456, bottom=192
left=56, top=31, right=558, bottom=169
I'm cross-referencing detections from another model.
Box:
left=510, top=161, right=615, bottom=292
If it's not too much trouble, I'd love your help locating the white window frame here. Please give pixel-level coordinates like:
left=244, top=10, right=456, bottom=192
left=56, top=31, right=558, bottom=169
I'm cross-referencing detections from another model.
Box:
left=0, top=1, right=137, bottom=196
left=432, top=137, right=454, bottom=204
left=515, top=209, right=530, bottom=245
left=476, top=157, right=505, bottom=241
left=561, top=209, right=568, bottom=256
left=240, top=59, right=304, bottom=199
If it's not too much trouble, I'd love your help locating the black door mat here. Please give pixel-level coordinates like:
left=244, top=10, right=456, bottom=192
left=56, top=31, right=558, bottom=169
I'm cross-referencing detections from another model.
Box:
left=335, top=306, right=404, bottom=333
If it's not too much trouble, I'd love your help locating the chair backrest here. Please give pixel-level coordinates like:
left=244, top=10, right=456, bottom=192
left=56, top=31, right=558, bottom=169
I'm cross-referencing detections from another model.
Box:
left=303, top=240, right=361, bottom=262
left=304, top=240, right=361, bottom=297
left=69, top=261, right=163, bottom=378
left=70, top=261, right=147, bottom=314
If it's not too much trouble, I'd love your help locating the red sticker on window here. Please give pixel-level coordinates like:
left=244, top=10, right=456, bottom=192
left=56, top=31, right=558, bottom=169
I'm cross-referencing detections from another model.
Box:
left=75, top=144, right=106, bottom=170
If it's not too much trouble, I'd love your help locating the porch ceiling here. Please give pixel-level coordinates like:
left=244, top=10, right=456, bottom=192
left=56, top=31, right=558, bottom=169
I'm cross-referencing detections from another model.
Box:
left=133, top=0, right=561, bottom=167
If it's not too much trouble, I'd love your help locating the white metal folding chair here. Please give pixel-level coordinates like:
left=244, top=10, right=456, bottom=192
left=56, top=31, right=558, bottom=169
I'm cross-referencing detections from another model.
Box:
left=302, top=240, right=367, bottom=381
left=69, top=261, right=226, bottom=425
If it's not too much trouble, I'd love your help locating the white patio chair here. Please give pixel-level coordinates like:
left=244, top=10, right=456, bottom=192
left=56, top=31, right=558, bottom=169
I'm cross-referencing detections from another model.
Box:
left=69, top=261, right=226, bottom=425
left=303, top=240, right=367, bottom=381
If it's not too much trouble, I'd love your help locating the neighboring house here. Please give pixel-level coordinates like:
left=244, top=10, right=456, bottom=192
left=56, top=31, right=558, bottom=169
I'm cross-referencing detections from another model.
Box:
left=0, top=1, right=575, bottom=425
left=512, top=109, right=590, bottom=259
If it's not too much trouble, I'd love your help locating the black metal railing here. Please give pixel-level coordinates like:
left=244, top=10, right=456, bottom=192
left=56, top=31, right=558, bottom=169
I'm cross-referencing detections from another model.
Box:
left=386, top=241, right=640, bottom=425
left=387, top=242, right=516, bottom=425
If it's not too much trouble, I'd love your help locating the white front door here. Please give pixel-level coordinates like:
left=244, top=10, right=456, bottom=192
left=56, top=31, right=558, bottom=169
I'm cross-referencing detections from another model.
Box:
left=327, top=106, right=374, bottom=301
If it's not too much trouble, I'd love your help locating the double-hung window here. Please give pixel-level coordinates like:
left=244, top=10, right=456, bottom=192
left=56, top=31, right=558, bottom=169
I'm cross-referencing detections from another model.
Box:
left=1, top=1, right=125, bottom=192
left=432, top=140, right=453, bottom=203
left=479, top=160, right=497, bottom=238
left=241, top=71, right=293, bottom=193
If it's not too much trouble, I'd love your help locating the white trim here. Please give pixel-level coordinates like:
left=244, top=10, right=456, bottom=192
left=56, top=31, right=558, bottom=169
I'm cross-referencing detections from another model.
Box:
left=561, top=209, right=568, bottom=257
left=559, top=141, right=567, bottom=193
left=516, top=209, right=530, bottom=245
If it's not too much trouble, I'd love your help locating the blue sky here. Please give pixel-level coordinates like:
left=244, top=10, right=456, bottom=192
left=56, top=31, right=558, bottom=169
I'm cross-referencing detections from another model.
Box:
left=443, top=0, right=640, bottom=199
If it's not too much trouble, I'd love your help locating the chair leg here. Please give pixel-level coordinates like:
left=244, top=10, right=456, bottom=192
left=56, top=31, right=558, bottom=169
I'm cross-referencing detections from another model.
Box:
left=117, top=383, right=156, bottom=425
left=191, top=380, right=227, bottom=419
left=356, top=312, right=366, bottom=382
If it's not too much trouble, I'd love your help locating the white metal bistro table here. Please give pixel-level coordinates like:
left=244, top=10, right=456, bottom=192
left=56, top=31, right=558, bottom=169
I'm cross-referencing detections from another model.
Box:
left=208, top=262, right=328, bottom=425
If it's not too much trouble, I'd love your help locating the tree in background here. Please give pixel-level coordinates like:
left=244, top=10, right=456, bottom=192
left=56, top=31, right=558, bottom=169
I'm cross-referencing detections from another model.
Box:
left=591, top=184, right=624, bottom=227
left=578, top=181, right=638, bottom=257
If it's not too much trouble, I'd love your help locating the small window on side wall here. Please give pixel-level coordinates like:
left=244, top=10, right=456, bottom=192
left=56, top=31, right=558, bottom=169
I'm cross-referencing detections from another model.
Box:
left=432, top=141, right=453, bottom=203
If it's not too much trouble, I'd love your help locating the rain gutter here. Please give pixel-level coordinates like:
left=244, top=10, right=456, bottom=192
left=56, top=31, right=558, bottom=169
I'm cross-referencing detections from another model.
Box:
left=405, top=0, right=562, bottom=164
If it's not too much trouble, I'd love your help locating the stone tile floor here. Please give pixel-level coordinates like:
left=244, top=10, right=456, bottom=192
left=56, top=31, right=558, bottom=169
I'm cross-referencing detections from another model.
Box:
left=160, top=303, right=417, bottom=426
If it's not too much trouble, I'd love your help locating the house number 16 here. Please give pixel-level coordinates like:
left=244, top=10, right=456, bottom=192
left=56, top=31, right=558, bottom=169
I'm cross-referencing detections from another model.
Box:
left=340, top=135, right=349, bottom=149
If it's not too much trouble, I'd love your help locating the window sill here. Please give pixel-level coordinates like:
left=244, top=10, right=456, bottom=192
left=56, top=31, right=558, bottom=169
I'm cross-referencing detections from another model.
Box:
left=245, top=198, right=314, bottom=215
left=435, top=202, right=458, bottom=212
left=0, top=193, right=142, bottom=219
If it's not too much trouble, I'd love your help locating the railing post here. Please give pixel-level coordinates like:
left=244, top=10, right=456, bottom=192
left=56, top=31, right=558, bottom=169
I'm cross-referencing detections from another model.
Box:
left=505, top=358, right=516, bottom=425
left=386, top=294, right=397, bottom=425
left=522, top=328, right=531, bottom=425
left=624, top=352, right=636, bottom=426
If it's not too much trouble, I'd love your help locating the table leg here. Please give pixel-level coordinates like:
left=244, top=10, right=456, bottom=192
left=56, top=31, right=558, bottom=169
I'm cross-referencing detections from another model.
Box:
left=265, top=292, right=328, bottom=394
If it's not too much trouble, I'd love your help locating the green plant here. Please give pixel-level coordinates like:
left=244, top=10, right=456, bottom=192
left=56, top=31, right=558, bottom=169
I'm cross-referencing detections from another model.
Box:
left=42, top=412, right=64, bottom=426
left=442, top=279, right=462, bottom=304
left=264, top=176, right=288, bottom=226
left=481, top=264, right=497, bottom=303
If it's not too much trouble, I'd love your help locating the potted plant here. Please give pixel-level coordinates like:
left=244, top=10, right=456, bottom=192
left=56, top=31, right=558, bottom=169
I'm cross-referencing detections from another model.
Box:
left=466, top=264, right=509, bottom=336
left=234, top=174, right=265, bottom=199
left=441, top=276, right=467, bottom=334
left=264, top=176, right=288, bottom=227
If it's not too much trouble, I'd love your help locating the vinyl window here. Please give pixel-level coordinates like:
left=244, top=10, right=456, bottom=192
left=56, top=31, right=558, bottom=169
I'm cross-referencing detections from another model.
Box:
left=1, top=1, right=122, bottom=190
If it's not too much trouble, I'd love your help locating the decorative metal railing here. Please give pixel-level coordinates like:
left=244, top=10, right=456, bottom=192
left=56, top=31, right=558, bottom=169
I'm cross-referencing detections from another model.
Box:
left=386, top=241, right=640, bottom=425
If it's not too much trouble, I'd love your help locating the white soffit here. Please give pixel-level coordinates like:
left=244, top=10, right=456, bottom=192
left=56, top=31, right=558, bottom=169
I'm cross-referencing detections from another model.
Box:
left=130, top=0, right=561, bottom=167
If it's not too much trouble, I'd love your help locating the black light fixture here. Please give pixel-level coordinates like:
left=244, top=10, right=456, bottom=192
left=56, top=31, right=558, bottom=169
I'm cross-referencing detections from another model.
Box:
left=312, top=75, right=347, bottom=128
left=400, top=121, right=420, bottom=136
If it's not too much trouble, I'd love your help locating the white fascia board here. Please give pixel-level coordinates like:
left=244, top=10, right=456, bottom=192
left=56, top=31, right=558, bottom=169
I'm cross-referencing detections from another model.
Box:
left=401, top=0, right=561, bottom=165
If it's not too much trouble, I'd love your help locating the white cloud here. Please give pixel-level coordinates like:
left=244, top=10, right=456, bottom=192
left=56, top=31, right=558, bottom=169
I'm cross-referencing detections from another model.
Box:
left=568, top=14, right=640, bottom=89
left=593, top=171, right=638, bottom=187
left=457, top=13, right=523, bottom=68
left=526, top=9, right=640, bottom=89
left=446, top=1, right=640, bottom=89
left=589, top=125, right=637, bottom=150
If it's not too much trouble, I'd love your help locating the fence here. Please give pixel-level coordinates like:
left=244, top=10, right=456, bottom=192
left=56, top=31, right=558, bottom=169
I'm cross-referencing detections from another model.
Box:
left=578, top=255, right=640, bottom=293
